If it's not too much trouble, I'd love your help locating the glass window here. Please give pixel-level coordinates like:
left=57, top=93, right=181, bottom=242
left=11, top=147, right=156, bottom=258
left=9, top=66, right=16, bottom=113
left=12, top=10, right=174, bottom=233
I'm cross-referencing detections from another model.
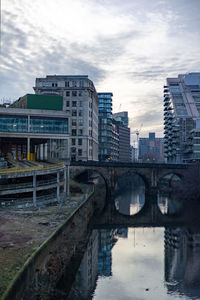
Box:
left=30, top=117, right=68, bottom=134
left=72, top=81, right=77, bottom=87
left=72, top=138, right=76, bottom=145
left=66, top=91, right=70, bottom=97
left=79, top=119, right=83, bottom=126
left=78, top=138, right=82, bottom=145
left=79, top=101, right=83, bottom=107
left=72, top=91, right=77, bottom=97
left=79, top=91, right=83, bottom=96
left=72, top=101, right=77, bottom=107
left=66, top=101, right=70, bottom=107
left=65, top=81, right=70, bottom=87
left=72, top=110, right=77, bottom=116
left=71, top=147, right=76, bottom=153
left=170, top=87, right=180, bottom=93
left=78, top=110, right=83, bottom=116
left=79, top=81, right=84, bottom=87
left=72, top=129, right=76, bottom=136
left=72, top=119, right=77, bottom=126
left=78, top=149, right=82, bottom=156
left=0, top=116, right=28, bottom=132
left=78, top=129, right=83, bottom=135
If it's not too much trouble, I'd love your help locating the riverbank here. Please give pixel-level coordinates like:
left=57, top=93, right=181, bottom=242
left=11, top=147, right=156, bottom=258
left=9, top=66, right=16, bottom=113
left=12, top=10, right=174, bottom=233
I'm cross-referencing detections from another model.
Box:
left=0, top=180, right=90, bottom=298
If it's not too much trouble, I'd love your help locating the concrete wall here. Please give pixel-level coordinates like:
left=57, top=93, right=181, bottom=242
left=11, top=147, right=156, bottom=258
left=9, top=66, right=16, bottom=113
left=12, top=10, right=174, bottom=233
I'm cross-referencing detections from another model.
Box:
left=1, top=186, right=104, bottom=300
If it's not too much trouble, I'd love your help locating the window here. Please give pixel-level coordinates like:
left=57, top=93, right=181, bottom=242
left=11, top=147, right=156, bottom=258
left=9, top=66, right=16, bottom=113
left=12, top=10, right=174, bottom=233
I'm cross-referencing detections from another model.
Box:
left=79, top=81, right=84, bottom=87
left=72, top=119, right=77, bottom=126
left=78, top=110, right=83, bottom=116
left=78, top=139, right=82, bottom=145
left=71, top=147, right=76, bottom=153
left=65, top=81, right=70, bottom=87
left=30, top=117, right=68, bottom=134
left=79, top=119, right=83, bottom=126
left=66, top=91, right=70, bottom=97
left=72, top=110, right=77, bottom=116
left=72, top=91, right=77, bottom=97
left=79, top=91, right=83, bottom=96
left=72, top=139, right=76, bottom=145
left=78, top=129, right=83, bottom=135
left=72, top=129, right=77, bottom=136
left=72, top=101, right=77, bottom=107
left=72, top=81, right=77, bottom=87
left=78, top=149, right=82, bottom=156
left=0, top=116, right=28, bottom=133
left=79, top=101, right=83, bottom=107
left=66, top=101, right=70, bottom=107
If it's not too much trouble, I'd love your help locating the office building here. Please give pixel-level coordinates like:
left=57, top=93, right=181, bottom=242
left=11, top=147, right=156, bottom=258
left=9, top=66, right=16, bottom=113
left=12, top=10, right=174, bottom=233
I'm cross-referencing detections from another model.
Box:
left=113, top=112, right=131, bottom=162
left=34, top=75, right=99, bottom=161
left=164, top=72, right=200, bottom=162
left=139, top=132, right=164, bottom=162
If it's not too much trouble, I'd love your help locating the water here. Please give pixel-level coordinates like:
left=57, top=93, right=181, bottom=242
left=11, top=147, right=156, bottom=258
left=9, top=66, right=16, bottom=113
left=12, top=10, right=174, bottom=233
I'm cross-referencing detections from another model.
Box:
left=68, top=187, right=200, bottom=300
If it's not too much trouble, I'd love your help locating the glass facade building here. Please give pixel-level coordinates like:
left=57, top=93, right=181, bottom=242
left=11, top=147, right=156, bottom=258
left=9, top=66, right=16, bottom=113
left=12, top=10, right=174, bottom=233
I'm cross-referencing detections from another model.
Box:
left=139, top=132, right=164, bottom=162
left=98, top=93, right=113, bottom=161
left=164, top=73, right=200, bottom=162
left=0, top=115, right=68, bottom=134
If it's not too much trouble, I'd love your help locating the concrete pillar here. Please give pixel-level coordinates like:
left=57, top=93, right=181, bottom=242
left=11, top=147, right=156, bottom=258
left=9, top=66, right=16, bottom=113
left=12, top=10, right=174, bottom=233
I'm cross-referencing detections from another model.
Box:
left=33, top=174, right=37, bottom=207
left=67, top=164, right=70, bottom=200
left=27, top=137, right=30, bottom=160
left=43, top=143, right=46, bottom=161
left=64, top=168, right=67, bottom=193
left=57, top=171, right=60, bottom=202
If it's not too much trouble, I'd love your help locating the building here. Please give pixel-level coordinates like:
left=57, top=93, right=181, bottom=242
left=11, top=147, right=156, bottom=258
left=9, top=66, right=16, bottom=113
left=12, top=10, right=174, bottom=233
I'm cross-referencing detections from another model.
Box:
left=0, top=105, right=69, bottom=161
left=164, top=72, right=200, bottom=163
left=113, top=111, right=131, bottom=162
left=98, top=93, right=113, bottom=161
left=0, top=104, right=69, bottom=207
left=112, top=111, right=128, bottom=127
left=34, top=75, right=99, bottom=161
left=139, top=132, right=164, bottom=162
left=130, top=145, right=137, bottom=162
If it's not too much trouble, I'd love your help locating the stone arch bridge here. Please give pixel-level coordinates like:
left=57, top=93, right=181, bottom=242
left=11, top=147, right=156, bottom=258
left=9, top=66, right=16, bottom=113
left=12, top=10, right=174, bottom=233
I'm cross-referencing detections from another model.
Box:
left=70, top=161, right=192, bottom=227
left=70, top=161, right=188, bottom=200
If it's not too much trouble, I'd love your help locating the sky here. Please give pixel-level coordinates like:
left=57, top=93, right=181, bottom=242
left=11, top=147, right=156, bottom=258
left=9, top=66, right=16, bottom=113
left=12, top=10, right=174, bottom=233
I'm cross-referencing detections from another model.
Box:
left=1, top=0, right=200, bottom=142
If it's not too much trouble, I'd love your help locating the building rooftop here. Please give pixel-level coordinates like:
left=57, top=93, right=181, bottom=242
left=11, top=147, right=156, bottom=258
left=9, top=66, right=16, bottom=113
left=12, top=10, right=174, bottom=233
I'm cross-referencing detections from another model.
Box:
left=45, top=75, right=88, bottom=79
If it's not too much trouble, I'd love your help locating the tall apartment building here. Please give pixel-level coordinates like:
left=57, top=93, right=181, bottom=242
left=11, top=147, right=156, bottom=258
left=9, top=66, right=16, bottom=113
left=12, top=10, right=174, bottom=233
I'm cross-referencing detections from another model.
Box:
left=164, top=73, right=200, bottom=163
left=98, top=93, right=113, bottom=161
left=139, top=132, right=164, bottom=162
left=34, top=75, right=98, bottom=161
left=98, top=93, right=119, bottom=161
left=113, top=111, right=131, bottom=162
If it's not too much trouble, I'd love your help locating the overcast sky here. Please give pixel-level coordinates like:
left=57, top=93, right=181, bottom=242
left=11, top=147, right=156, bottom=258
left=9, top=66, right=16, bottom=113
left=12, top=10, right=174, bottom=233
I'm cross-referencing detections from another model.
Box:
left=1, top=0, right=200, bottom=142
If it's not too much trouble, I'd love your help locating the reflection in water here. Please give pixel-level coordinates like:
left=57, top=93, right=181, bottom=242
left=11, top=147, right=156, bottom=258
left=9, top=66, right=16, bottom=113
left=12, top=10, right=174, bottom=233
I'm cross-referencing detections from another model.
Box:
left=68, top=226, right=200, bottom=300
left=67, top=230, right=98, bottom=300
left=158, top=193, right=182, bottom=215
left=165, top=228, right=200, bottom=298
left=115, top=186, right=145, bottom=215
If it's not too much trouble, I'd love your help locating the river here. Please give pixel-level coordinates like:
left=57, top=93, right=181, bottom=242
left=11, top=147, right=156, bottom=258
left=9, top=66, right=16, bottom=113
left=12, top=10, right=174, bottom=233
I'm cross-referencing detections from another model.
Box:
left=67, top=184, right=200, bottom=300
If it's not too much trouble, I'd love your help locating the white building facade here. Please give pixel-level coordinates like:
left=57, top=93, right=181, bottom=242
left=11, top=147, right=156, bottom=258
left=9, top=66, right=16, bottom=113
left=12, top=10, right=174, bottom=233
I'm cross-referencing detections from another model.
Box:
left=34, top=75, right=98, bottom=161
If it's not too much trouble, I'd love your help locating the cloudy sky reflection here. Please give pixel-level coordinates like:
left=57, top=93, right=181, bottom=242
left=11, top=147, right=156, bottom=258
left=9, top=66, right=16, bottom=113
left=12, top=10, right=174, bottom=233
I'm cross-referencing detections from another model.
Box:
left=94, top=228, right=165, bottom=300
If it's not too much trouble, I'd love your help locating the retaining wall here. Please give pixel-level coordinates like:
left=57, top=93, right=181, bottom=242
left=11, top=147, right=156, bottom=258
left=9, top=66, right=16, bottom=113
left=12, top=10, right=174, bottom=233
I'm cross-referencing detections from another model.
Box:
left=1, top=186, right=100, bottom=300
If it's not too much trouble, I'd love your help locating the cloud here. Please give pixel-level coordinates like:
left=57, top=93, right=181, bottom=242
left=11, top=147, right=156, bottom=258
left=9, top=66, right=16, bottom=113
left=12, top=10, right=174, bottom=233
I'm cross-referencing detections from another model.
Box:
left=1, top=0, right=200, bottom=138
